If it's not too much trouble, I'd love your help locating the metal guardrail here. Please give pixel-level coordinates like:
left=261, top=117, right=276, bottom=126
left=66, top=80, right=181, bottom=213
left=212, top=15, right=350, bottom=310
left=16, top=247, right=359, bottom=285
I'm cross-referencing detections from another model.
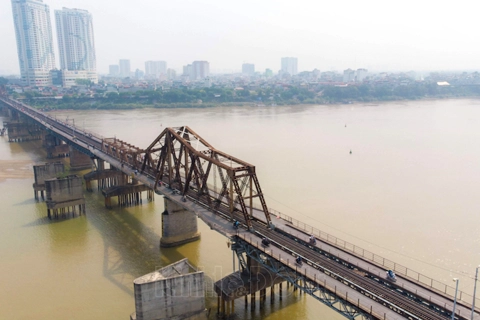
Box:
left=264, top=206, right=479, bottom=309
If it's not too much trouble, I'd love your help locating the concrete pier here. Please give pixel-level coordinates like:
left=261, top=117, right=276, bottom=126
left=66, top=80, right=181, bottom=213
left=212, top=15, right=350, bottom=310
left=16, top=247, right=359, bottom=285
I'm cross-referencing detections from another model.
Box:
left=33, top=162, right=65, bottom=200
left=45, top=175, right=86, bottom=219
left=5, top=121, right=43, bottom=142
left=44, top=134, right=69, bottom=158
left=160, top=197, right=200, bottom=248
left=69, top=146, right=92, bottom=170
left=130, top=258, right=207, bottom=320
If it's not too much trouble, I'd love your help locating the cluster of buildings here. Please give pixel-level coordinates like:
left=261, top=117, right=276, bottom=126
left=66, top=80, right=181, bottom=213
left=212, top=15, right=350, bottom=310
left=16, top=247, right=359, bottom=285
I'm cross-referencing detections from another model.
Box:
left=104, top=57, right=299, bottom=83
left=13, top=1, right=460, bottom=98
left=11, top=0, right=98, bottom=87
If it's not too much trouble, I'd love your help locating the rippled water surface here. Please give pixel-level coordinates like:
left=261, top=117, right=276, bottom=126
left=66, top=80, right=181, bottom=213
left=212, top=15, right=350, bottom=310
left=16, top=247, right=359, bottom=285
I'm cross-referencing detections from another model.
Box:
left=1, top=99, right=480, bottom=319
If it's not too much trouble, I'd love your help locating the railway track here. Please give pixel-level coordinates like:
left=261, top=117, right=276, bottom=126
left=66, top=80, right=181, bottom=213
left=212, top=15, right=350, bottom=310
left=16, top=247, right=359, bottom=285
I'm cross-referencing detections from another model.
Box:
left=252, top=221, right=450, bottom=320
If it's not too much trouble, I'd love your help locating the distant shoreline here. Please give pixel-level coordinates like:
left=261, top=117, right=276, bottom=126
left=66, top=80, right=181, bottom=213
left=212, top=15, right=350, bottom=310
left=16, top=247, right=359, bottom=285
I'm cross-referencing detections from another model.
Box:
left=17, top=95, right=480, bottom=111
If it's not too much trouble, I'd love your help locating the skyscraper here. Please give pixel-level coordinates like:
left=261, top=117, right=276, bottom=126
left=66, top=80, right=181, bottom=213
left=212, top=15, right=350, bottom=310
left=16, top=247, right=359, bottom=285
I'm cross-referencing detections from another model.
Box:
left=343, top=68, right=355, bottom=82
left=11, top=0, right=56, bottom=86
left=192, top=61, right=209, bottom=80
left=183, top=61, right=209, bottom=81
left=145, top=61, right=167, bottom=79
left=119, top=59, right=131, bottom=78
left=55, top=7, right=97, bottom=84
left=281, top=57, right=298, bottom=76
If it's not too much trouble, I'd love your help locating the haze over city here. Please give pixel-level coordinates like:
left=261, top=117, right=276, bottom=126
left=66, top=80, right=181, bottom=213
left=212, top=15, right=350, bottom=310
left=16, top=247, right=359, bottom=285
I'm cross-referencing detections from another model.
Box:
left=1, top=0, right=479, bottom=75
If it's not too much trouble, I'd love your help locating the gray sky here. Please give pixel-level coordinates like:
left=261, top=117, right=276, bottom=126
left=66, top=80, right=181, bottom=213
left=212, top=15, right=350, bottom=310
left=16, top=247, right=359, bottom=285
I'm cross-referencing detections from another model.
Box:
left=1, top=0, right=479, bottom=75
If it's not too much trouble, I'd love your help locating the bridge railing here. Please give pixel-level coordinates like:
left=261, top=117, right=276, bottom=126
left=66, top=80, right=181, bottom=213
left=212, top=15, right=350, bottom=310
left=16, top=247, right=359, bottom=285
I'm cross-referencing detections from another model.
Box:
left=265, top=207, right=479, bottom=309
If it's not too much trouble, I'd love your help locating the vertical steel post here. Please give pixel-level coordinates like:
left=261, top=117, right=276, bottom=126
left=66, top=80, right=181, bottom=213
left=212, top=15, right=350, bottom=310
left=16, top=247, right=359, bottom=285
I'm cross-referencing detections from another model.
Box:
left=452, top=278, right=459, bottom=320
left=472, top=266, right=479, bottom=320
left=249, top=175, right=253, bottom=217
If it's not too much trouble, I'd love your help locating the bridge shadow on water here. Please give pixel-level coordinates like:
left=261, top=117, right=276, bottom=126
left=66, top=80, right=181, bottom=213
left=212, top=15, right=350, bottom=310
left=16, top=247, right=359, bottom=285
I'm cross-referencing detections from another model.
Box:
left=84, top=191, right=186, bottom=297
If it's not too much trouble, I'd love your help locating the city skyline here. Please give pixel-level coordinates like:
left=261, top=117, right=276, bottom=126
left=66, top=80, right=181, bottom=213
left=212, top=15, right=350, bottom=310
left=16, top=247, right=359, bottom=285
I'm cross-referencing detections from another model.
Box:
left=2, top=0, right=480, bottom=76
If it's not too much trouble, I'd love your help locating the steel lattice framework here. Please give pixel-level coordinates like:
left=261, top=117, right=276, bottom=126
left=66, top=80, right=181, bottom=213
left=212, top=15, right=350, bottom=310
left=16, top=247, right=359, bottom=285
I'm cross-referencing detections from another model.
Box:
left=139, top=126, right=272, bottom=229
left=231, top=236, right=373, bottom=320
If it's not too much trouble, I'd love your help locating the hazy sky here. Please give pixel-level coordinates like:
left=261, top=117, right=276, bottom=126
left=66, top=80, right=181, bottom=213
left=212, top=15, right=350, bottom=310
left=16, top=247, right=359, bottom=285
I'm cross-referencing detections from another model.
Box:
left=1, top=0, right=479, bottom=75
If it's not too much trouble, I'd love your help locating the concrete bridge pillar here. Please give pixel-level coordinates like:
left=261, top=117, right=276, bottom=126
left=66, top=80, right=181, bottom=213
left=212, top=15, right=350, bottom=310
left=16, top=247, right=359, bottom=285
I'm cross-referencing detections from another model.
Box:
left=45, top=175, right=86, bottom=219
left=160, top=197, right=200, bottom=247
left=33, top=162, right=65, bottom=200
left=5, top=121, right=42, bottom=142
left=69, top=146, right=92, bottom=170
left=96, top=159, right=105, bottom=171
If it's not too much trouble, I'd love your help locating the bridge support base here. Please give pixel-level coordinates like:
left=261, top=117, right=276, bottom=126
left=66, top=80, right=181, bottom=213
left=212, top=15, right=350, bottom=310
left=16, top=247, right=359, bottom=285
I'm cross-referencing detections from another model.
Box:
left=160, top=197, right=200, bottom=247
left=45, top=175, right=86, bottom=219
left=130, top=259, right=207, bottom=320
left=33, top=162, right=65, bottom=200
left=69, top=146, right=92, bottom=170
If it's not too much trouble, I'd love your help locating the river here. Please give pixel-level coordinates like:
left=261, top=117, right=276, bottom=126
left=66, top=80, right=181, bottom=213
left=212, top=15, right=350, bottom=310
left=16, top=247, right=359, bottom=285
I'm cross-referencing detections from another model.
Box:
left=0, top=99, right=479, bottom=319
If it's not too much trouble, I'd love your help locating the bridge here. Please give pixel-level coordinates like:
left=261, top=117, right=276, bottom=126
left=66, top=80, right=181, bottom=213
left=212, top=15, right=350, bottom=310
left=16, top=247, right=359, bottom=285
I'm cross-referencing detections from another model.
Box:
left=1, top=95, right=479, bottom=320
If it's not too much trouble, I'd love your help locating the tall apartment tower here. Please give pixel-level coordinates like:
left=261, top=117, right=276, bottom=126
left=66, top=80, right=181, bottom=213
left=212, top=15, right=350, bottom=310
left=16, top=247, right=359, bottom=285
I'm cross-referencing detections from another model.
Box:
left=55, top=7, right=97, bottom=84
left=356, top=68, right=368, bottom=82
left=145, top=61, right=167, bottom=79
left=192, top=61, right=209, bottom=80
left=343, top=68, right=355, bottom=82
left=281, top=57, right=298, bottom=76
left=119, top=59, right=131, bottom=78
left=11, top=0, right=56, bottom=86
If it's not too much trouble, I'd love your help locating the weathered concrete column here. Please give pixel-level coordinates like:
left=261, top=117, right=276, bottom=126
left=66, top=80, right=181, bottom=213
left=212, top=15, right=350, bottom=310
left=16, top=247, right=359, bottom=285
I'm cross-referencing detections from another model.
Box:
left=69, top=146, right=92, bottom=170
left=160, top=197, right=200, bottom=247
left=130, top=258, right=207, bottom=320
left=5, top=121, right=42, bottom=142
left=45, top=135, right=69, bottom=158
left=45, top=175, right=86, bottom=219
left=33, top=162, right=65, bottom=200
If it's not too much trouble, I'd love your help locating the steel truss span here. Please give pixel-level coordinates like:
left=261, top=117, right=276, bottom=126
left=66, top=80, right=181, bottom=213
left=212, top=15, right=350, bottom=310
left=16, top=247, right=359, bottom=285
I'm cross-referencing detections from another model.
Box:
left=139, top=126, right=272, bottom=229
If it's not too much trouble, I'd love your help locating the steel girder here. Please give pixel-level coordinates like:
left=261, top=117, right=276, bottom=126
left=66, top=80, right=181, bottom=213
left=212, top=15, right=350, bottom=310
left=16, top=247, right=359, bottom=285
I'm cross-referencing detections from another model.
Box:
left=138, top=126, right=272, bottom=229
left=231, top=236, right=373, bottom=320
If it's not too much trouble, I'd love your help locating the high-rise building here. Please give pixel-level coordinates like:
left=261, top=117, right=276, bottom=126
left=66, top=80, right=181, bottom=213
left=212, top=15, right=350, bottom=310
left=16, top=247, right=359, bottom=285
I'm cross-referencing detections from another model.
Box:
left=167, top=68, right=176, bottom=80
left=356, top=68, right=368, bottom=82
left=192, top=61, right=209, bottom=80
left=183, top=61, right=209, bottom=81
left=55, top=8, right=95, bottom=71
left=55, top=7, right=97, bottom=84
left=145, top=61, right=167, bottom=79
left=242, top=63, right=255, bottom=75
left=183, top=64, right=193, bottom=81
left=343, top=68, right=355, bottom=82
left=11, top=0, right=56, bottom=86
left=281, top=57, right=298, bottom=76
left=119, top=59, right=131, bottom=78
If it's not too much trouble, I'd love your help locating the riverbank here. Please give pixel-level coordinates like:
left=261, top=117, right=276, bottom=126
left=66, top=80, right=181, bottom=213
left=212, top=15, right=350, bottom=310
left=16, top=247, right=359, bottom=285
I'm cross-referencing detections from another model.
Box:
left=22, top=95, right=480, bottom=111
